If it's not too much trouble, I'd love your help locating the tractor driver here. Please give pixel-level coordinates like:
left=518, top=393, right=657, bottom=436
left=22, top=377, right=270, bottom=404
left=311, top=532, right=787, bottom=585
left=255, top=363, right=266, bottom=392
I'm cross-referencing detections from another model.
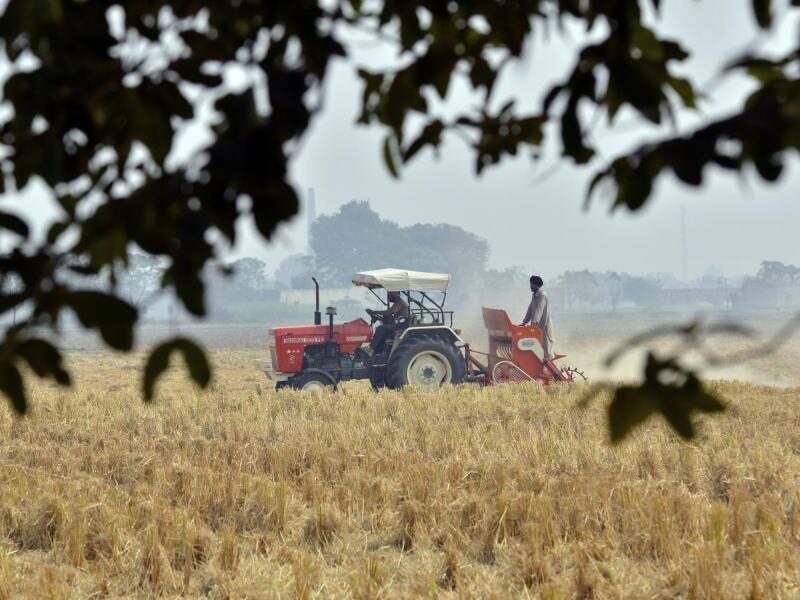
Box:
left=521, top=275, right=556, bottom=361
left=366, top=291, right=410, bottom=355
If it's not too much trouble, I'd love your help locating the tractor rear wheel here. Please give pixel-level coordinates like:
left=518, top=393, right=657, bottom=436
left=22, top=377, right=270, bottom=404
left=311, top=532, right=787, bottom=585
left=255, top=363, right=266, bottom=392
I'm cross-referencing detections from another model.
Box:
left=291, top=372, right=335, bottom=393
left=385, top=335, right=466, bottom=390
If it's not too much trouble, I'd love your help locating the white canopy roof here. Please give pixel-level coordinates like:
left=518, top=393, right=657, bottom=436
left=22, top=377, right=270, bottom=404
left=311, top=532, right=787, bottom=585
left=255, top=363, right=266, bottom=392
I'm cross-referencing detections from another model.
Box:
left=352, top=268, right=451, bottom=293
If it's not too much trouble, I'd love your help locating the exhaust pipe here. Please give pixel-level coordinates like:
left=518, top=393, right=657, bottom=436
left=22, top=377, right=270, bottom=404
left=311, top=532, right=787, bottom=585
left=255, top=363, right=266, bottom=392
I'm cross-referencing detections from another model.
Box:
left=326, top=306, right=337, bottom=341
left=312, top=277, right=321, bottom=325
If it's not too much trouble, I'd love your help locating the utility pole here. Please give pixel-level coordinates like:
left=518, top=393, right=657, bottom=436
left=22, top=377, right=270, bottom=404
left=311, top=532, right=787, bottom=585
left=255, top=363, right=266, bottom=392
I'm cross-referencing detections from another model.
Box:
left=681, top=205, right=689, bottom=283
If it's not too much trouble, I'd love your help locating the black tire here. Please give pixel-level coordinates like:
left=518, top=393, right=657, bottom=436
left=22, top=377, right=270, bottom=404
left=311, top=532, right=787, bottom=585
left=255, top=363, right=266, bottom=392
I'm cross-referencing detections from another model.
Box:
left=290, top=372, right=335, bottom=393
left=385, top=334, right=466, bottom=390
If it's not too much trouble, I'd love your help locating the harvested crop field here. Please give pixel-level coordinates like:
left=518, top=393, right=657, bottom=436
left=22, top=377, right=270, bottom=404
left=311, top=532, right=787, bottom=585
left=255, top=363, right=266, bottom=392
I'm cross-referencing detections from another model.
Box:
left=1, top=348, right=799, bottom=598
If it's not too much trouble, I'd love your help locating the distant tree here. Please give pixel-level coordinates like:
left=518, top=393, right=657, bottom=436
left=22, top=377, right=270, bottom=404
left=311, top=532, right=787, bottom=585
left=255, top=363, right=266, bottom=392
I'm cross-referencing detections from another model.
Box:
left=622, top=276, right=662, bottom=308
left=737, top=261, right=800, bottom=309
left=290, top=272, right=318, bottom=290
left=696, top=267, right=727, bottom=290
left=481, top=266, right=529, bottom=289
left=310, top=201, right=399, bottom=285
left=309, top=201, right=489, bottom=295
left=557, top=270, right=603, bottom=310
left=276, top=254, right=314, bottom=289
left=606, top=272, right=625, bottom=313
left=399, top=222, right=490, bottom=294
left=228, top=257, right=269, bottom=296
left=647, top=272, right=683, bottom=290
left=753, top=261, right=800, bottom=285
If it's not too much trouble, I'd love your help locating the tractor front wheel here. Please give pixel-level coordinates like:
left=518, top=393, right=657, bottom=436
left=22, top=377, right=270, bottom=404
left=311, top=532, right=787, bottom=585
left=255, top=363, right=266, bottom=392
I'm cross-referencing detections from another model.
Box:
left=385, top=335, right=466, bottom=390
left=291, top=372, right=335, bottom=393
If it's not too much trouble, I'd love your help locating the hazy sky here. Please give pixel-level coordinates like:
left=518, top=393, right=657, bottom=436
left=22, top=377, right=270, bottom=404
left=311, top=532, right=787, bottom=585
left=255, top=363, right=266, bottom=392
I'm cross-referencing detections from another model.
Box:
left=2, top=2, right=799, bottom=283
left=249, top=0, right=800, bottom=282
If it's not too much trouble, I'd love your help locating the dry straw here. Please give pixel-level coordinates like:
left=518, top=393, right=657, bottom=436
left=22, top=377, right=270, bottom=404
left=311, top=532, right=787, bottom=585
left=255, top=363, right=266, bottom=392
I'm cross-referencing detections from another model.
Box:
left=0, top=349, right=798, bottom=597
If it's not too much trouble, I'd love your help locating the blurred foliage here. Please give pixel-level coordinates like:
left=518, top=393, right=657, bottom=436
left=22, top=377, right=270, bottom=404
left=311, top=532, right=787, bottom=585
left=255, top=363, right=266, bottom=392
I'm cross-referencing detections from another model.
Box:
left=143, top=336, right=210, bottom=401
left=605, top=353, right=726, bottom=442
left=0, top=1, right=797, bottom=437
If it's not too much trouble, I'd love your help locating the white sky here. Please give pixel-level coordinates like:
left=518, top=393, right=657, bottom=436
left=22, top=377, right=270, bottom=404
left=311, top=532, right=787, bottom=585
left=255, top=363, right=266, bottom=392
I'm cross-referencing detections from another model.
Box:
left=2, top=1, right=799, bottom=283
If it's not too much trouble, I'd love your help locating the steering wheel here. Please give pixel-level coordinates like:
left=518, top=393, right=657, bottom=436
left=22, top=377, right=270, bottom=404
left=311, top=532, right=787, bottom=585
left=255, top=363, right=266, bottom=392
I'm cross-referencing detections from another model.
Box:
left=366, top=308, right=383, bottom=325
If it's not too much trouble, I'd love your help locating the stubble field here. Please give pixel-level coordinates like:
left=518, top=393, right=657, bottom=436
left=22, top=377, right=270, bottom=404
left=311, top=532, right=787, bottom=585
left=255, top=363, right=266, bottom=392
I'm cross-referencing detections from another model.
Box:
left=1, top=315, right=800, bottom=598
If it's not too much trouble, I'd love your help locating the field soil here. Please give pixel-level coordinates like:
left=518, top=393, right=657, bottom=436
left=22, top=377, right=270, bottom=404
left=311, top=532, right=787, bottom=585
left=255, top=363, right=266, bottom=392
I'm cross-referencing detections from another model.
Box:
left=1, top=314, right=799, bottom=597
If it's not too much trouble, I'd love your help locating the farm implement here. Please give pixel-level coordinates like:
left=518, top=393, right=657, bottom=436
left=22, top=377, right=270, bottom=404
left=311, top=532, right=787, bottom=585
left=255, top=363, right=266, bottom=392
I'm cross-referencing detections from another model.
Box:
left=258, top=268, right=585, bottom=391
left=463, top=307, right=586, bottom=385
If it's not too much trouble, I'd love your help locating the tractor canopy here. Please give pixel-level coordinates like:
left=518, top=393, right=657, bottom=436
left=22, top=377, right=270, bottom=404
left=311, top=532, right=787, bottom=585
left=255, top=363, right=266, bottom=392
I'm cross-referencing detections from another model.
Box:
left=352, top=268, right=451, bottom=293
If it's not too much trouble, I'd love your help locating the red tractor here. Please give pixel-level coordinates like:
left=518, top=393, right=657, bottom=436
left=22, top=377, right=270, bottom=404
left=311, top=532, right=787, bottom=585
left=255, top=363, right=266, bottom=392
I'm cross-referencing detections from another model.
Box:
left=258, top=268, right=584, bottom=391
left=261, top=269, right=467, bottom=392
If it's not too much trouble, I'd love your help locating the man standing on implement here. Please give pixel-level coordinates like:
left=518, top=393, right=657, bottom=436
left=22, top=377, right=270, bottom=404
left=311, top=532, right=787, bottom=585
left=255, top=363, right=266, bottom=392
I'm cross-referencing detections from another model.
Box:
left=521, top=275, right=555, bottom=360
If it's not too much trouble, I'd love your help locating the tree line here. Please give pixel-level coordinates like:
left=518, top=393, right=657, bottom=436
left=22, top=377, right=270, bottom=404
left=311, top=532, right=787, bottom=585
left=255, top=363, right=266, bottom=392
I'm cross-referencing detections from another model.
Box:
left=17, top=200, right=788, bottom=323
left=272, top=201, right=800, bottom=313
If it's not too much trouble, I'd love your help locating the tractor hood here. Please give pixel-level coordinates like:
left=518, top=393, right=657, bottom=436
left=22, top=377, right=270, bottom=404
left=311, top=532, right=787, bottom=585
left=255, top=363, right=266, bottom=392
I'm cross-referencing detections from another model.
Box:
left=352, top=268, right=451, bottom=293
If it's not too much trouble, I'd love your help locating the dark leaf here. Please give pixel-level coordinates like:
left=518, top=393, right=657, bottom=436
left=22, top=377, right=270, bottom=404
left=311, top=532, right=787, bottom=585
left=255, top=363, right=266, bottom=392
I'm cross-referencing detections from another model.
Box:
left=356, top=68, right=384, bottom=124
left=0, top=211, right=29, bottom=237
left=469, top=55, right=496, bottom=92
left=67, top=263, right=99, bottom=277
left=752, top=0, right=773, bottom=28
left=607, top=346, right=727, bottom=442
left=684, top=387, right=726, bottom=413
left=608, top=386, right=656, bottom=442
left=143, top=337, right=211, bottom=401
left=251, top=183, right=300, bottom=242
left=542, top=84, right=565, bottom=114
left=0, top=292, right=25, bottom=315
left=170, top=57, right=224, bottom=88
left=430, top=57, right=453, bottom=99
left=0, top=363, right=26, bottom=415
left=631, top=24, right=664, bottom=61
left=618, top=165, right=654, bottom=211
left=383, top=135, right=400, bottom=178
left=516, top=116, right=546, bottom=145
left=587, top=168, right=611, bottom=202
left=163, top=266, right=205, bottom=317
left=660, top=40, right=690, bottom=62
left=659, top=401, right=695, bottom=439
left=18, top=338, right=71, bottom=386
left=67, top=291, right=137, bottom=351
left=561, top=100, right=594, bottom=164
left=46, top=221, right=70, bottom=245
left=668, top=76, right=696, bottom=109
left=402, top=120, right=444, bottom=162
left=754, top=153, right=783, bottom=182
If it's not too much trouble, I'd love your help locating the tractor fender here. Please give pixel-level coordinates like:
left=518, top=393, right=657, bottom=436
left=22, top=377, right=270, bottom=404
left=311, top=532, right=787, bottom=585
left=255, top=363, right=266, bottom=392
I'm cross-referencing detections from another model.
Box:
left=392, top=326, right=464, bottom=355
left=294, top=368, right=338, bottom=389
